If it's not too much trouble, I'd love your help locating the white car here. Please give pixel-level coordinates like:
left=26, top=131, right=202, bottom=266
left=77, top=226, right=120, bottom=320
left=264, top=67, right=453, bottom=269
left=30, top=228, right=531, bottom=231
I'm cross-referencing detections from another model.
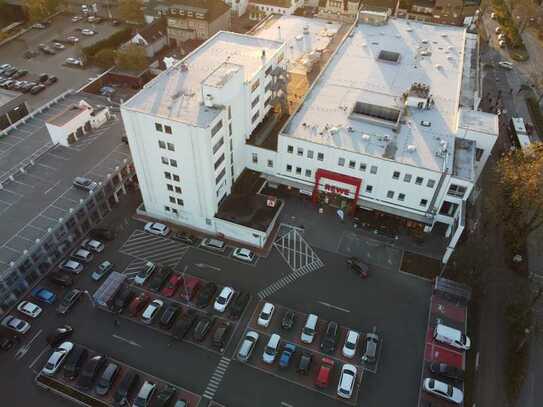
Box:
left=498, top=39, right=506, bottom=48
left=65, top=57, right=82, bottom=66
left=72, top=248, right=93, bottom=263
left=237, top=331, right=259, bottom=362
left=337, top=364, right=357, bottom=399
left=262, top=334, right=280, bottom=364
left=81, top=29, right=96, bottom=36
left=60, top=259, right=83, bottom=274
left=82, top=238, right=104, bottom=253
left=1, top=315, right=31, bottom=334
left=42, top=342, right=74, bottom=375
left=257, top=302, right=275, bottom=328
left=232, top=248, right=255, bottom=262
left=141, top=299, right=164, bottom=324
left=342, top=330, right=360, bottom=358
left=498, top=61, right=513, bottom=70
left=134, top=262, right=155, bottom=286
left=144, top=222, right=170, bottom=237
left=53, top=42, right=65, bottom=50
left=214, top=287, right=234, bottom=312
left=423, top=378, right=463, bottom=404
left=17, top=301, right=42, bottom=318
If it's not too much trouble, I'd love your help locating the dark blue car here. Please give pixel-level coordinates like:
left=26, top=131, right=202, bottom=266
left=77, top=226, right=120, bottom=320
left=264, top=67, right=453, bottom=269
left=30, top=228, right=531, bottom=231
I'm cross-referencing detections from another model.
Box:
left=279, top=343, right=296, bottom=368
left=31, top=287, right=57, bottom=304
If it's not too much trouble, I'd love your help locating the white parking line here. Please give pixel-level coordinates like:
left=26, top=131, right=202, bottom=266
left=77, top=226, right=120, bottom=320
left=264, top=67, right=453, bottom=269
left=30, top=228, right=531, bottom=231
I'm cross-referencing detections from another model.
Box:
left=29, top=345, right=50, bottom=371
left=281, top=402, right=294, bottom=407
left=317, top=301, right=350, bottom=313
left=112, top=334, right=143, bottom=348
left=44, top=181, right=61, bottom=195
left=15, top=329, right=43, bottom=361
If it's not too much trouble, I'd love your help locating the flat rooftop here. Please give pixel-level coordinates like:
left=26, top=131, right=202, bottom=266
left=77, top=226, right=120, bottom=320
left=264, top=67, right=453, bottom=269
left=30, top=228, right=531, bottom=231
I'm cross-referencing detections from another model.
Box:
left=47, top=105, right=89, bottom=127
left=123, top=31, right=283, bottom=127
left=251, top=15, right=342, bottom=74
left=282, top=18, right=471, bottom=173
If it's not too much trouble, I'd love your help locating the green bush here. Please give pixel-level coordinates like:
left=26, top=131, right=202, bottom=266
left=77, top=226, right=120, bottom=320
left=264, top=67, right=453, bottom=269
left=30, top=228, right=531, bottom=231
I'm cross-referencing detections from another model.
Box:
left=82, top=27, right=132, bottom=60
left=526, top=96, right=543, bottom=136
left=93, top=48, right=116, bottom=68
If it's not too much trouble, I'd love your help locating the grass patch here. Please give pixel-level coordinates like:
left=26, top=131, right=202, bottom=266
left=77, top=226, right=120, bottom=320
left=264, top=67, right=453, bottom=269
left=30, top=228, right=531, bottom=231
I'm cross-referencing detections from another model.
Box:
left=400, top=251, right=441, bottom=280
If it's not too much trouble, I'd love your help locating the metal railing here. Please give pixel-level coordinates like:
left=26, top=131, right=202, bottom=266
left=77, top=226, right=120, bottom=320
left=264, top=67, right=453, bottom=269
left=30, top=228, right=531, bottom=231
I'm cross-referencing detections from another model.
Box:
left=0, top=142, right=57, bottom=187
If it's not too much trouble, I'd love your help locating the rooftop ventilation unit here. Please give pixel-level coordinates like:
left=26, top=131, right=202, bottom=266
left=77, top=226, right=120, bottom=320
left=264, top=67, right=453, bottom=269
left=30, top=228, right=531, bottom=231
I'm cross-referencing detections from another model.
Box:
left=362, top=134, right=370, bottom=141
left=407, top=144, right=416, bottom=152
left=377, top=50, right=401, bottom=64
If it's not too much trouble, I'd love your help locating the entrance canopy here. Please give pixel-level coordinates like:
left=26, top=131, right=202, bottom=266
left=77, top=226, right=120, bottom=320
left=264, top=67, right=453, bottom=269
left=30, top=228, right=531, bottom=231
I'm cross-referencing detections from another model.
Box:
left=312, top=169, right=362, bottom=213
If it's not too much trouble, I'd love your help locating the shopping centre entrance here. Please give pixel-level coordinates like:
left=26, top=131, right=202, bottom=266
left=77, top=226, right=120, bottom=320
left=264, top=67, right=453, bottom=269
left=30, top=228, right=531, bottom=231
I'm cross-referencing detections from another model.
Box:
left=311, top=169, right=362, bottom=215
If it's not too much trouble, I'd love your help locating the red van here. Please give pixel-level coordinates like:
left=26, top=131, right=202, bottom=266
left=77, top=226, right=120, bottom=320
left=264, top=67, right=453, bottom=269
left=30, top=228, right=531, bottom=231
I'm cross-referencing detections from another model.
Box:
left=314, top=357, right=335, bottom=388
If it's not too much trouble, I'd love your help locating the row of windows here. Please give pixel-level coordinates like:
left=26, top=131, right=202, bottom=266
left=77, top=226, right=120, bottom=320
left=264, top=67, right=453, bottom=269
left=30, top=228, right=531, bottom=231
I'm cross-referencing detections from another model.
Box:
left=251, top=111, right=259, bottom=124
left=286, top=164, right=312, bottom=178
left=251, top=79, right=260, bottom=93
left=211, top=120, right=223, bottom=137
left=213, top=137, right=224, bottom=154
left=216, top=168, right=226, bottom=184
left=158, top=140, right=175, bottom=151
left=166, top=184, right=182, bottom=194
left=155, top=123, right=172, bottom=134
left=286, top=145, right=325, bottom=161
left=251, top=96, right=259, bottom=109
left=391, top=170, right=435, bottom=188
left=214, top=153, right=225, bottom=170
left=164, top=206, right=179, bottom=214
left=161, top=157, right=178, bottom=167
left=168, top=196, right=184, bottom=206
left=164, top=171, right=180, bottom=182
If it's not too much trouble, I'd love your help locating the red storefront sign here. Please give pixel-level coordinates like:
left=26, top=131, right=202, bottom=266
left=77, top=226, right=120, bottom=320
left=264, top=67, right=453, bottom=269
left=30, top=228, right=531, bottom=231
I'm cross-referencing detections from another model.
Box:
left=312, top=169, right=362, bottom=214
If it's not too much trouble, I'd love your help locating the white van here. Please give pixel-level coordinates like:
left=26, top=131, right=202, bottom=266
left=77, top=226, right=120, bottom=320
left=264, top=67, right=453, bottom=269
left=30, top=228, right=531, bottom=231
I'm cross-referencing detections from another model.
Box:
left=433, top=323, right=471, bottom=351
left=300, top=314, right=318, bottom=344
left=262, top=334, right=280, bottom=364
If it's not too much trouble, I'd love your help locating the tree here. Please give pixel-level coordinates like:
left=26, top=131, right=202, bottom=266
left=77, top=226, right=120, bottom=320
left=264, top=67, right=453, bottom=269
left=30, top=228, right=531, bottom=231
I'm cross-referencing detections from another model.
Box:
left=511, top=0, right=538, bottom=33
left=93, top=48, right=116, bottom=68
left=116, top=44, right=148, bottom=71
left=496, top=143, right=543, bottom=250
left=23, top=0, right=60, bottom=21
left=118, top=0, right=144, bottom=24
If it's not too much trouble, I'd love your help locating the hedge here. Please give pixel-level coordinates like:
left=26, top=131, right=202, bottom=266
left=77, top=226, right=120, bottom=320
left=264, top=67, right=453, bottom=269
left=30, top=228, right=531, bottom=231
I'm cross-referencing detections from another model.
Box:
left=82, top=27, right=132, bottom=60
left=526, top=96, right=543, bottom=137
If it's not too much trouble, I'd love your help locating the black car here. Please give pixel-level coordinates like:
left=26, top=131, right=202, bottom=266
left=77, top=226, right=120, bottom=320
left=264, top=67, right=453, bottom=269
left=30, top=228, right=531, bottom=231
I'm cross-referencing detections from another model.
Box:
left=429, top=362, right=465, bottom=381
left=63, top=346, right=89, bottom=380
left=57, top=288, right=82, bottom=315
left=44, top=76, right=58, bottom=86
left=152, top=385, right=176, bottom=407
left=90, top=227, right=115, bottom=241
left=296, top=351, right=312, bottom=375
left=211, top=322, right=229, bottom=350
left=173, top=310, right=197, bottom=340
left=112, top=287, right=133, bottom=313
left=46, top=325, right=73, bottom=347
left=281, top=310, right=296, bottom=330
left=48, top=272, right=74, bottom=287
left=113, top=370, right=140, bottom=406
left=77, top=354, right=106, bottom=390
left=148, top=266, right=172, bottom=292
left=192, top=316, right=214, bottom=342
left=171, top=232, right=196, bottom=245
left=194, top=282, right=218, bottom=308
left=159, top=305, right=179, bottom=329
left=320, top=321, right=340, bottom=354
left=228, top=291, right=250, bottom=319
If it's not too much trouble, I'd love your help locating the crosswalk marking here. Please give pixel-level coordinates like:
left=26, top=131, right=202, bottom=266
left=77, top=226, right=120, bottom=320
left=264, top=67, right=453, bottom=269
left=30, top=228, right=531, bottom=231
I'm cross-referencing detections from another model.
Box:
left=203, top=357, right=231, bottom=400
left=119, top=230, right=190, bottom=268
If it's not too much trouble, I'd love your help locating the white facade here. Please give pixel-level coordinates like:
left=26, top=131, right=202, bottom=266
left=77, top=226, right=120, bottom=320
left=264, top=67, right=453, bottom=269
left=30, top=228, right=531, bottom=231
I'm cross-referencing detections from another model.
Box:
left=127, top=32, right=168, bottom=58
left=249, top=0, right=304, bottom=20
left=225, top=0, right=249, bottom=16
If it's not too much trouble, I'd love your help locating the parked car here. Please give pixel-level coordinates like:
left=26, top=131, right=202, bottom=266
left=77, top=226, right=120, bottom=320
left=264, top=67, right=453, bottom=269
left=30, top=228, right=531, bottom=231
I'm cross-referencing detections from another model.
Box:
left=17, top=301, right=42, bottom=318
left=63, top=345, right=89, bottom=380
left=173, top=309, right=197, bottom=340
left=92, top=261, right=113, bottom=281
left=171, top=232, right=196, bottom=245
left=48, top=272, right=73, bottom=287
left=232, top=248, right=255, bottom=262
left=262, top=334, right=281, bottom=364
left=31, top=287, right=57, bottom=304
left=314, top=357, right=335, bottom=388
left=30, top=84, right=46, bottom=94
left=112, top=287, right=133, bottom=313
left=194, top=282, right=218, bottom=308
left=337, top=364, right=357, bottom=399
left=81, top=28, right=96, bottom=36
left=192, top=316, right=214, bottom=342
left=296, top=351, right=312, bottom=375
left=60, top=259, right=84, bottom=274
left=148, top=266, right=172, bottom=292
left=141, top=299, right=164, bottom=324
left=213, top=286, right=234, bottom=312
left=498, top=61, right=513, bottom=70
left=77, top=354, right=106, bottom=390
left=134, top=262, right=156, bottom=286
left=279, top=343, right=296, bottom=368
left=144, top=222, right=170, bottom=237
left=301, top=313, right=318, bottom=344
left=228, top=291, right=250, bottom=319
left=71, top=15, right=83, bottom=22
left=82, top=238, right=104, bottom=253
left=342, top=330, right=360, bottom=359
left=161, top=273, right=183, bottom=297
left=113, top=370, right=140, bottom=405
left=95, top=362, right=120, bottom=396
left=133, top=380, right=156, bottom=407
left=153, top=385, right=176, bottom=407
left=52, top=42, right=65, bottom=50
left=72, top=248, right=93, bottom=263
left=237, top=331, right=259, bottom=362
left=347, top=257, right=369, bottom=277
left=320, top=321, right=340, bottom=354
left=159, top=305, right=179, bottom=329
left=211, top=322, right=229, bottom=350
left=281, top=310, right=295, bottom=330
left=89, top=228, right=115, bottom=241
left=423, top=378, right=463, bottom=404
left=57, top=289, right=82, bottom=316
left=65, top=36, right=80, bottom=44
left=201, top=238, right=225, bottom=252
left=1, top=315, right=31, bottom=334
left=65, top=57, right=83, bottom=66
left=3, top=66, right=17, bottom=76
left=73, top=176, right=97, bottom=191
left=179, top=276, right=200, bottom=302
left=47, top=325, right=73, bottom=347
left=429, top=362, right=465, bottom=382
left=128, top=292, right=150, bottom=317
left=361, top=332, right=380, bottom=363
left=433, top=324, right=470, bottom=351
left=32, top=22, right=47, bottom=29
left=12, top=69, right=28, bottom=79
left=257, top=302, right=275, bottom=328
left=42, top=341, right=74, bottom=375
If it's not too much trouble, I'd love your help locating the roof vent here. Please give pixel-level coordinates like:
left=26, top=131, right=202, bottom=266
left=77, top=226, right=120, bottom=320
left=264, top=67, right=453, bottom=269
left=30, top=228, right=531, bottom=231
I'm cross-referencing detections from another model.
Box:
left=362, top=134, right=370, bottom=141
left=406, top=28, right=413, bottom=32
left=180, top=63, right=188, bottom=71
left=407, top=144, right=416, bottom=152
left=441, top=33, right=448, bottom=37
left=435, top=64, right=442, bottom=70
left=421, top=39, right=429, bottom=44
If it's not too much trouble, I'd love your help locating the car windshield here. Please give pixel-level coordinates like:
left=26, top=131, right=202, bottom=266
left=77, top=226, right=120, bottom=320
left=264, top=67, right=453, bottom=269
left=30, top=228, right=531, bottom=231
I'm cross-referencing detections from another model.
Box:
left=133, top=397, right=146, bottom=407
left=265, top=346, right=275, bottom=354
left=460, top=333, right=467, bottom=344
left=345, top=341, right=355, bottom=350
left=260, top=312, right=270, bottom=319
left=303, top=327, right=314, bottom=335
left=45, top=362, right=55, bottom=370
left=16, top=321, right=24, bottom=329
left=217, top=297, right=226, bottom=305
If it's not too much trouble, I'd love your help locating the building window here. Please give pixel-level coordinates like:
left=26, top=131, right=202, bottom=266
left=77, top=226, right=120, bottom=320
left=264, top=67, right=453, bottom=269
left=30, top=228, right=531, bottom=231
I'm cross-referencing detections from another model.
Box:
left=415, top=176, right=423, bottom=185
left=448, top=184, right=467, bottom=198
left=265, top=66, right=272, bottom=76
left=177, top=198, right=184, bottom=206
left=167, top=143, right=175, bottom=151
left=175, top=186, right=182, bottom=194
left=228, top=106, right=231, bottom=120
left=440, top=201, right=459, bottom=216
left=167, top=184, right=173, bottom=191
left=164, top=125, right=172, bottom=134
left=229, top=123, right=232, bottom=137
left=206, top=218, right=212, bottom=226
left=297, top=147, right=303, bottom=156
left=164, top=206, right=170, bottom=212
left=251, top=80, right=260, bottom=92
left=404, top=174, right=412, bottom=182
left=305, top=169, right=312, bottom=177
left=213, top=137, right=224, bottom=154
left=214, top=153, right=225, bottom=170
left=251, top=111, right=260, bottom=123
left=370, top=165, right=377, bottom=174
left=164, top=172, right=171, bottom=180
left=349, top=160, right=356, bottom=169
left=392, top=171, right=400, bottom=180
left=267, top=159, right=273, bottom=168
left=307, top=150, right=314, bottom=159
left=265, top=82, right=272, bottom=93
left=155, top=123, right=163, bottom=132
left=251, top=96, right=259, bottom=108
left=170, top=159, right=177, bottom=167
left=366, top=185, right=373, bottom=193
left=296, top=167, right=302, bottom=175
left=475, top=148, right=484, bottom=161
left=211, top=120, right=223, bottom=137
left=264, top=96, right=272, bottom=107
left=398, top=193, right=405, bottom=201
left=215, top=168, right=226, bottom=184
left=387, top=190, right=394, bottom=199
left=172, top=208, right=178, bottom=214
left=338, top=157, right=345, bottom=166
left=169, top=196, right=175, bottom=203
left=317, top=152, right=324, bottom=161
left=286, top=164, right=292, bottom=172
left=252, top=153, right=258, bottom=164
left=161, top=157, right=169, bottom=165
left=360, top=163, right=367, bottom=172
left=427, top=179, right=435, bottom=188
left=173, top=174, right=180, bottom=182
left=287, top=145, right=294, bottom=153
left=420, top=199, right=428, bottom=207
left=158, top=140, right=166, bottom=149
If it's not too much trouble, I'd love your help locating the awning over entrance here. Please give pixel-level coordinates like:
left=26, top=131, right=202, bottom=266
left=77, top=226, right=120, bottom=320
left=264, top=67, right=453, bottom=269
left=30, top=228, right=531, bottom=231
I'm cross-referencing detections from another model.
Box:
left=358, top=198, right=434, bottom=225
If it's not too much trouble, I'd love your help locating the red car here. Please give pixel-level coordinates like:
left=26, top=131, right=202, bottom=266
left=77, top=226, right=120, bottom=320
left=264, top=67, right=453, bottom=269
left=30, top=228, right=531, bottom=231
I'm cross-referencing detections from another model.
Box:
left=179, top=276, right=200, bottom=301
left=128, top=292, right=149, bottom=317
left=161, top=273, right=183, bottom=297
left=314, top=357, right=335, bottom=388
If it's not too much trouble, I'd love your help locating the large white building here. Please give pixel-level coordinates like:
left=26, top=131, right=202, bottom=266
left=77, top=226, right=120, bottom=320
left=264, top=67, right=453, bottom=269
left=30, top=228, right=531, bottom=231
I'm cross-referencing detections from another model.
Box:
left=122, top=12, right=497, bottom=260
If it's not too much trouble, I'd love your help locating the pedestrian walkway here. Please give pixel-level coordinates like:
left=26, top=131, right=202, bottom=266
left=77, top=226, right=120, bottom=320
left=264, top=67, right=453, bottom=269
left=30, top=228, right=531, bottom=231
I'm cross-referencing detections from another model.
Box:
left=119, top=230, right=190, bottom=268
left=202, top=357, right=231, bottom=400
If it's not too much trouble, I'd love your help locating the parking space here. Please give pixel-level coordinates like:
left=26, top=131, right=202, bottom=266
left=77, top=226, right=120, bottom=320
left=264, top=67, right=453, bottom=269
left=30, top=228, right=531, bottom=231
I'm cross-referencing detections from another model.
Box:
left=34, top=342, right=201, bottom=407
left=337, top=231, right=403, bottom=272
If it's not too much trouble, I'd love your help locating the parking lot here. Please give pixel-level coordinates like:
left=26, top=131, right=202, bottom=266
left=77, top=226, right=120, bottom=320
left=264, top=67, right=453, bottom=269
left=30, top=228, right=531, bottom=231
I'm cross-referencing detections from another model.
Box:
left=0, top=191, right=433, bottom=407
left=1, top=13, right=128, bottom=107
